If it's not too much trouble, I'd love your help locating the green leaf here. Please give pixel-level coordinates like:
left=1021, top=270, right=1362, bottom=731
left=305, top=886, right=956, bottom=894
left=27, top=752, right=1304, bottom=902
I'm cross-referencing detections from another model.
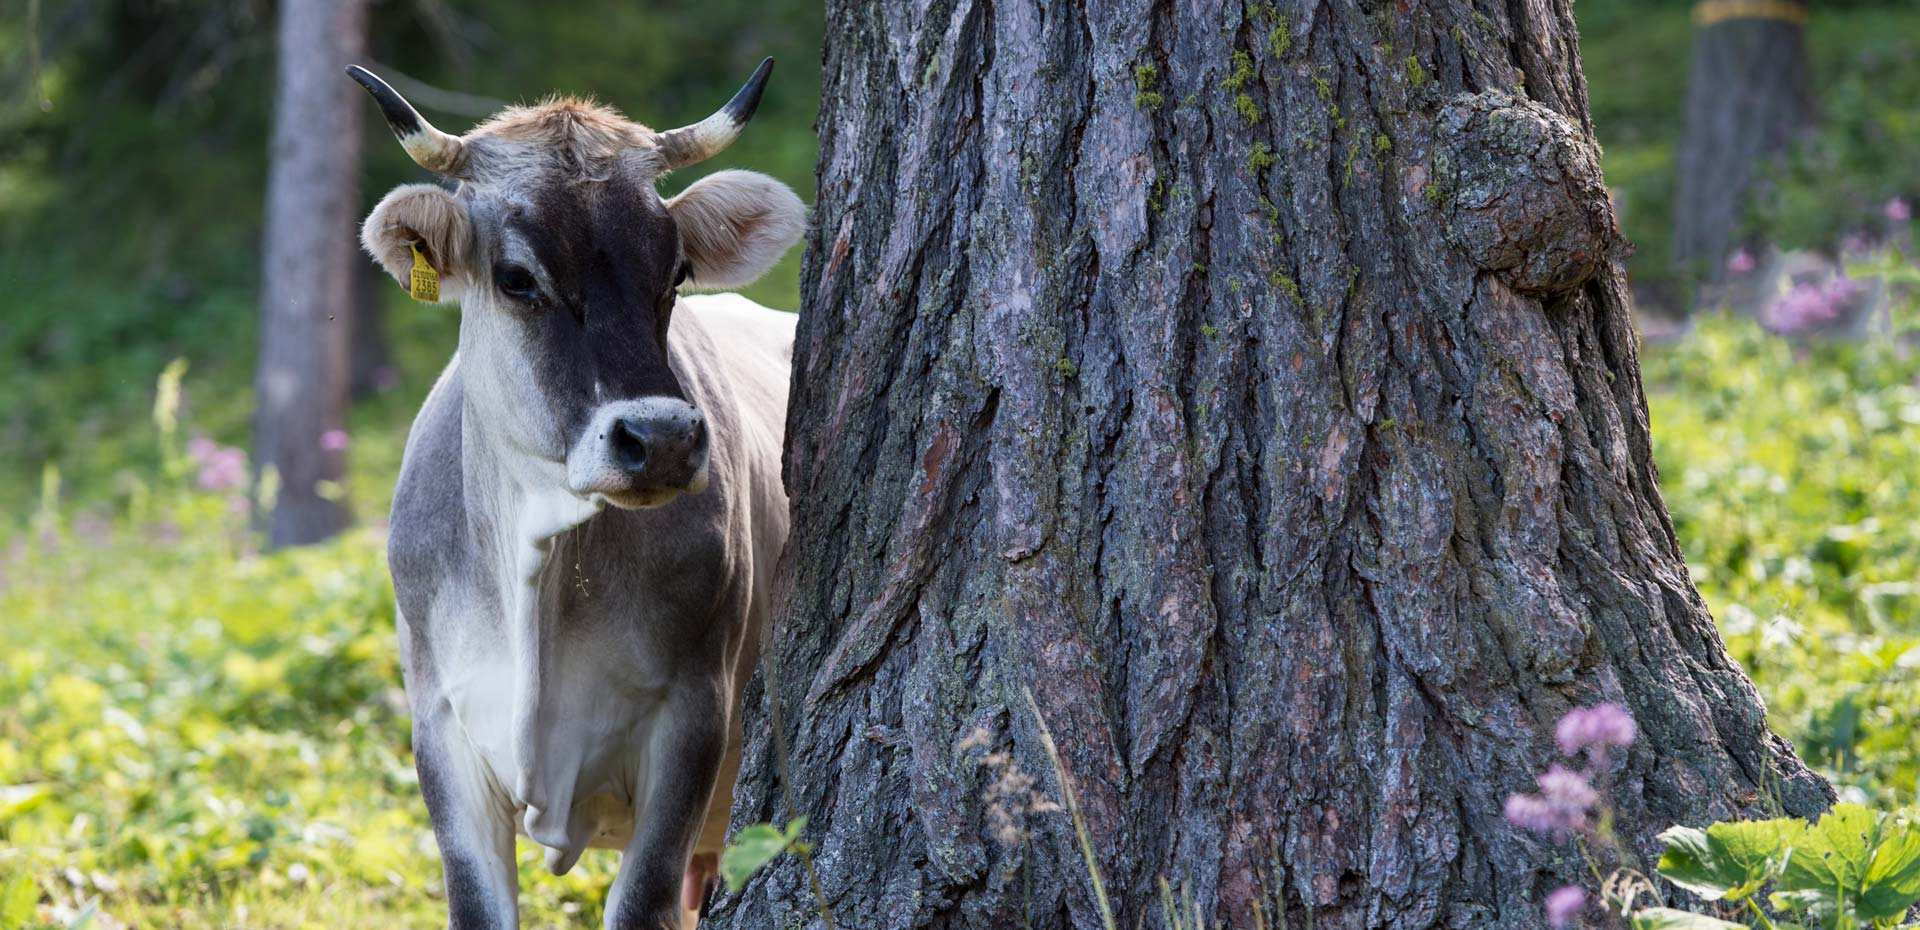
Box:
left=1779, top=804, right=1880, bottom=910
left=0, top=876, right=38, bottom=928
left=1859, top=816, right=1920, bottom=920
left=1628, top=906, right=1747, bottom=929
left=1656, top=818, right=1800, bottom=902
left=720, top=816, right=809, bottom=893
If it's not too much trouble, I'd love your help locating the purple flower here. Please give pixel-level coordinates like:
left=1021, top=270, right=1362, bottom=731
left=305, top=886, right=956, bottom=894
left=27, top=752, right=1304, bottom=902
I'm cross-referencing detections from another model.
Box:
left=1545, top=885, right=1587, bottom=929
left=1504, top=793, right=1567, bottom=834
left=1537, top=765, right=1597, bottom=811
left=1725, top=249, right=1756, bottom=274
left=187, top=436, right=218, bottom=462
left=1887, top=197, right=1912, bottom=223
left=321, top=429, right=350, bottom=452
left=1555, top=703, right=1638, bottom=758
left=1766, top=277, right=1866, bottom=334
left=1842, top=232, right=1874, bottom=255
left=196, top=446, right=248, bottom=491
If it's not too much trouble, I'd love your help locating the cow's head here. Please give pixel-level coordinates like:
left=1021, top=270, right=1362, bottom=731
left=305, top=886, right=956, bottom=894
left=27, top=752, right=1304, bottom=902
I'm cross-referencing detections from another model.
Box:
left=352, top=61, right=803, bottom=512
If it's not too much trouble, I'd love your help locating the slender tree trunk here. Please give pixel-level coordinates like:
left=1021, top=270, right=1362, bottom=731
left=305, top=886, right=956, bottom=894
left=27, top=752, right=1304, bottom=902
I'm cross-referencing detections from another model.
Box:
left=717, top=2, right=1832, bottom=929
left=349, top=259, right=393, bottom=400
left=252, top=0, right=366, bottom=548
left=1672, top=0, right=1815, bottom=285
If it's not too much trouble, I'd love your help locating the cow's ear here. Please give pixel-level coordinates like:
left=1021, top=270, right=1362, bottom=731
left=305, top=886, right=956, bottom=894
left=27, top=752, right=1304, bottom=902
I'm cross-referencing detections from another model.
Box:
left=360, top=184, right=472, bottom=302
left=665, top=170, right=806, bottom=291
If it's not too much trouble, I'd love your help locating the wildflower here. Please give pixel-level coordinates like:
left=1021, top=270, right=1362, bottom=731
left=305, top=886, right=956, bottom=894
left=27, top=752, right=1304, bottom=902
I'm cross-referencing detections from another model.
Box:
left=1545, top=885, right=1586, bottom=929
left=1766, top=277, right=1865, bottom=334
left=321, top=429, right=350, bottom=452
left=1725, top=249, right=1755, bottom=274
left=1556, top=703, right=1637, bottom=758
left=196, top=446, right=248, bottom=491
left=962, top=728, right=1062, bottom=847
left=1537, top=765, right=1597, bottom=811
left=187, top=436, right=218, bottom=461
left=1887, top=197, right=1912, bottom=223
left=1504, top=793, right=1568, bottom=835
left=1842, top=233, right=1873, bottom=254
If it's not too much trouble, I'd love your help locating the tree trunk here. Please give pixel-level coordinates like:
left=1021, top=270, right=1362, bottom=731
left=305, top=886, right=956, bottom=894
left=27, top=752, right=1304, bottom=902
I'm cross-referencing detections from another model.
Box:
left=1672, top=0, right=1815, bottom=285
left=252, top=0, right=366, bottom=548
left=349, top=258, right=393, bottom=400
left=716, top=3, right=1833, bottom=929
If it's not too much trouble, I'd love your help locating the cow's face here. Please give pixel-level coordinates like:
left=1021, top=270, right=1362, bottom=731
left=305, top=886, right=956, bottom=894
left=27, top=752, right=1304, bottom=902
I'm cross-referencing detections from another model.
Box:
left=352, top=64, right=803, bottom=511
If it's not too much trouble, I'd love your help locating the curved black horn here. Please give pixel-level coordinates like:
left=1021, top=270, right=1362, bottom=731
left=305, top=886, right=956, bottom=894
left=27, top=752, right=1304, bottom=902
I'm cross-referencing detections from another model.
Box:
left=346, top=65, right=467, bottom=176
left=653, top=57, right=774, bottom=170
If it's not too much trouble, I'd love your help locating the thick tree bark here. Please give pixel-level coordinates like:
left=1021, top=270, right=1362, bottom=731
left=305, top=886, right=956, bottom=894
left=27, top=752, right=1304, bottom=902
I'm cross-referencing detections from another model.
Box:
left=252, top=0, right=366, bottom=547
left=1672, top=0, right=1815, bottom=284
left=717, top=3, right=1832, bottom=929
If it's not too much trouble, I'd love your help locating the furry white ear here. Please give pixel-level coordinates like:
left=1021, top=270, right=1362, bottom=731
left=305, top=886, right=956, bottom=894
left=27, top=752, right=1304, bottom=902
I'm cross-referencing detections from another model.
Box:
left=360, top=184, right=472, bottom=303
left=665, top=170, right=806, bottom=290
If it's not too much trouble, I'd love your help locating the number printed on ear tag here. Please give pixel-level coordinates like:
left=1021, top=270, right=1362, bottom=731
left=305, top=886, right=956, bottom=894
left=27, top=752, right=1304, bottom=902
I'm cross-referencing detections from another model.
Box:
left=409, top=242, right=440, bottom=303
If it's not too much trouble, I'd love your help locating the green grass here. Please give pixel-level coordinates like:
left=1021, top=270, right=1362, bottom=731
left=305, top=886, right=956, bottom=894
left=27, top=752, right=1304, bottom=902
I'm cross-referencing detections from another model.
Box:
left=3, top=312, right=1918, bottom=927
left=1646, top=315, right=1920, bottom=805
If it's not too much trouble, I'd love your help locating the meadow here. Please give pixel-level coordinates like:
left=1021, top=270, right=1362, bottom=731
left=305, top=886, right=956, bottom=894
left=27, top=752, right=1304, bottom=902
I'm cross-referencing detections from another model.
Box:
left=5, top=3, right=1920, bottom=927
left=0, top=312, right=1915, bottom=929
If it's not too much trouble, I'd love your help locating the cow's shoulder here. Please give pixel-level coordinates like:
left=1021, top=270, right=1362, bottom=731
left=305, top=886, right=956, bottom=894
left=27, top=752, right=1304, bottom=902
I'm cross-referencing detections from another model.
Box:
left=389, top=355, right=472, bottom=623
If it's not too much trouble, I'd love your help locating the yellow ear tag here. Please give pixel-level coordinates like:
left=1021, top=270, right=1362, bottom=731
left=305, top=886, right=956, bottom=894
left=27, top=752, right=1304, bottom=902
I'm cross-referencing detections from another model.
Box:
left=408, top=242, right=440, bottom=303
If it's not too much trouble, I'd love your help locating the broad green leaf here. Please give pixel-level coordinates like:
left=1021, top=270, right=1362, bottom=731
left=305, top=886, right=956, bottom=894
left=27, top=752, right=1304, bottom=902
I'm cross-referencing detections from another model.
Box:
left=1779, top=803, right=1879, bottom=905
left=1656, top=818, right=1798, bottom=902
left=1859, top=818, right=1920, bottom=920
left=0, top=876, right=37, bottom=928
left=720, top=817, right=808, bottom=893
left=1627, top=906, right=1746, bottom=930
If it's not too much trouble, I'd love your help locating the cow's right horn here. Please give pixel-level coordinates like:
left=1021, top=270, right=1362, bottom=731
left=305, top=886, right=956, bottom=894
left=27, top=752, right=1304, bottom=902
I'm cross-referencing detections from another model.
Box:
left=346, top=65, right=468, bottom=177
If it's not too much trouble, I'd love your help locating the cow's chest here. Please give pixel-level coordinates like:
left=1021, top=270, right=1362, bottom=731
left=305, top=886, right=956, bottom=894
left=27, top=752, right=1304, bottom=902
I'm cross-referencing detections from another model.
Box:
left=421, top=558, right=703, bottom=856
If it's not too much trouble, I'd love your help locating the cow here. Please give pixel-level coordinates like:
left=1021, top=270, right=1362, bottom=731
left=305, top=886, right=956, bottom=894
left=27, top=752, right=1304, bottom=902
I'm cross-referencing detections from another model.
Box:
left=347, top=59, right=804, bottom=929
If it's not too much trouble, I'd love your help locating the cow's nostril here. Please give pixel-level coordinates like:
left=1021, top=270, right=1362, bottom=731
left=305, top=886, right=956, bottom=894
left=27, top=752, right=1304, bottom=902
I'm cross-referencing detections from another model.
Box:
left=609, top=417, right=649, bottom=471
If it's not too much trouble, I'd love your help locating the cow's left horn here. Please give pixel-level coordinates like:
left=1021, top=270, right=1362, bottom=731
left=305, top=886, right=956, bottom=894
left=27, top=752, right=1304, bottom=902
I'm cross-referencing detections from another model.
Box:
left=652, top=58, right=773, bottom=170
left=346, top=65, right=468, bottom=176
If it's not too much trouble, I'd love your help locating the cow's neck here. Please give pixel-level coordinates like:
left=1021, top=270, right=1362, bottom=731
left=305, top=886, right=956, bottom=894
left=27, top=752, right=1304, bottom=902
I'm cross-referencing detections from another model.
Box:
left=457, top=400, right=607, bottom=823
left=457, top=406, right=600, bottom=589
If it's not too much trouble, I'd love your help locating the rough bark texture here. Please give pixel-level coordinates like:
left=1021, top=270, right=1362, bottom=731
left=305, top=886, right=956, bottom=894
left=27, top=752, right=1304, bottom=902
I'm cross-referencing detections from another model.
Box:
left=1672, top=1, right=1815, bottom=283
left=716, top=3, right=1833, bottom=929
left=252, top=0, right=365, bottom=548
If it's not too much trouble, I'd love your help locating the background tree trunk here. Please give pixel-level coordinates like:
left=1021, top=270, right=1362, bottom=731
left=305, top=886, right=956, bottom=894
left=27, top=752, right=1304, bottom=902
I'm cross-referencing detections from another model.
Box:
left=252, top=0, right=366, bottom=547
left=1672, top=0, right=1815, bottom=286
left=349, top=259, right=393, bottom=400
left=716, top=2, right=1833, bottom=929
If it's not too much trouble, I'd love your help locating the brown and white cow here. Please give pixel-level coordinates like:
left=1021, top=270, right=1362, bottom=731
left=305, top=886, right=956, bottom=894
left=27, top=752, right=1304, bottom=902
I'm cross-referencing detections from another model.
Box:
left=349, top=60, right=802, bottom=929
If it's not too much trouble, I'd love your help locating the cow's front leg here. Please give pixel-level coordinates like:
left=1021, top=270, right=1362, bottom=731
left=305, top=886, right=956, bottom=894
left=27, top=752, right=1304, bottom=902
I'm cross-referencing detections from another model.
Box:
left=606, top=679, right=728, bottom=930
left=415, top=706, right=520, bottom=929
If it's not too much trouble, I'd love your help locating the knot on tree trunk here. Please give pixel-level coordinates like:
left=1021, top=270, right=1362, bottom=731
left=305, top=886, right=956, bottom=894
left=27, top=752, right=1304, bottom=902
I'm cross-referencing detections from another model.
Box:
left=1435, top=91, right=1628, bottom=296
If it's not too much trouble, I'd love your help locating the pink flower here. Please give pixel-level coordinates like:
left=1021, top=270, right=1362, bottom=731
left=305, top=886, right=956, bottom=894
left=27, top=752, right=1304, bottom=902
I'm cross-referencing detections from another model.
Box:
left=1887, top=197, right=1912, bottom=223
left=1766, top=277, right=1866, bottom=334
left=187, top=436, right=218, bottom=462
left=1504, top=793, right=1567, bottom=834
left=1556, top=704, right=1638, bottom=758
left=1537, top=765, right=1597, bottom=811
left=1842, top=233, right=1873, bottom=254
left=197, top=447, right=248, bottom=491
left=320, top=429, right=349, bottom=452
left=1545, top=885, right=1587, bottom=929
left=1725, top=249, right=1756, bottom=274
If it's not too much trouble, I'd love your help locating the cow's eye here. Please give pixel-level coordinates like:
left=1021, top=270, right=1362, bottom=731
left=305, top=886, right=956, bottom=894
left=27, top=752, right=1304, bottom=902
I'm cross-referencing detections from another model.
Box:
left=494, top=264, right=538, bottom=299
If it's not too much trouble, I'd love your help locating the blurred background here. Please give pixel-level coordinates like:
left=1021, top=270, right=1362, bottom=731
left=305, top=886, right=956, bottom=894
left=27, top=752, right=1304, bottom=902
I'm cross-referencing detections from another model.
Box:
left=1, top=2, right=1917, bottom=927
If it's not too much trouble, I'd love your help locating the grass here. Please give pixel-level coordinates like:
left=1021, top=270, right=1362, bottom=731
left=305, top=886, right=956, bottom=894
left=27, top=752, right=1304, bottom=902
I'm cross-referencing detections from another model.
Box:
left=3, top=312, right=1917, bottom=927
